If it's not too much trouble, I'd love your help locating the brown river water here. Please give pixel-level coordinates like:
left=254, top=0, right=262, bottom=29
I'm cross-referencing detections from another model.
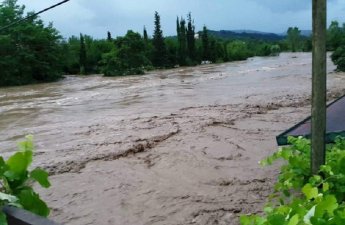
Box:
left=0, top=53, right=345, bottom=225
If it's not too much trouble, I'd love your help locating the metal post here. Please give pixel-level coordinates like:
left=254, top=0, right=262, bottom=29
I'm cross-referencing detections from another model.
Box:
left=311, top=0, right=327, bottom=174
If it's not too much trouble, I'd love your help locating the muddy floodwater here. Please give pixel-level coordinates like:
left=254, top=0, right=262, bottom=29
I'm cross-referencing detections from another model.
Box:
left=1, top=53, right=345, bottom=225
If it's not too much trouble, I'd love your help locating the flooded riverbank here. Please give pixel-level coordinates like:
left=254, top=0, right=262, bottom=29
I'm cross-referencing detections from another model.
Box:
left=1, top=53, right=345, bottom=225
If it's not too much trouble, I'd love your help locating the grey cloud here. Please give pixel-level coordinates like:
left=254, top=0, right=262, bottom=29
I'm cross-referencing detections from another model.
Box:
left=16, top=0, right=345, bottom=38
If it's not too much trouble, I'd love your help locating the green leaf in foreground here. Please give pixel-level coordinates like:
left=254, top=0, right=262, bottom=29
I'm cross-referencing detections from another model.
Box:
left=323, top=182, right=329, bottom=192
left=0, top=135, right=51, bottom=218
left=267, top=214, right=285, bottom=225
left=302, top=183, right=318, bottom=200
left=287, top=214, right=299, bottom=225
left=6, top=151, right=32, bottom=178
left=18, top=189, right=50, bottom=217
left=240, top=136, right=345, bottom=225
left=6, top=135, right=34, bottom=178
left=17, top=135, right=33, bottom=152
left=240, top=215, right=266, bottom=225
left=30, top=169, right=51, bottom=188
left=0, top=212, right=7, bottom=225
left=315, top=195, right=338, bottom=217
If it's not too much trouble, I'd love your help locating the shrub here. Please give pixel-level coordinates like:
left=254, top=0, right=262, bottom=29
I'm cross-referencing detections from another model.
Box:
left=241, top=136, right=345, bottom=225
left=0, top=135, right=50, bottom=224
left=331, top=47, right=345, bottom=72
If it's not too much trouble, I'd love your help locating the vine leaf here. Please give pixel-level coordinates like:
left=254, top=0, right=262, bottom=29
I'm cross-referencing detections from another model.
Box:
left=267, top=214, right=285, bottom=225
left=30, top=169, right=51, bottom=188
left=288, top=214, right=299, bottom=225
left=18, top=189, right=50, bottom=217
left=315, top=195, right=338, bottom=217
left=302, top=184, right=318, bottom=200
left=6, top=151, right=31, bottom=177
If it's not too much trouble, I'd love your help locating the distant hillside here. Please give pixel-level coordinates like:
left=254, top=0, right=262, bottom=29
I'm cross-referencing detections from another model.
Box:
left=207, top=30, right=285, bottom=41
left=204, top=29, right=312, bottom=41
left=279, top=30, right=312, bottom=37
left=300, top=30, right=312, bottom=36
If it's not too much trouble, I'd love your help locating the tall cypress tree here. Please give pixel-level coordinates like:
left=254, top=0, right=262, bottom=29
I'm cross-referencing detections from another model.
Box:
left=107, top=31, right=112, bottom=41
left=152, top=11, right=167, bottom=67
left=143, top=26, right=148, bottom=42
left=176, top=17, right=180, bottom=40
left=186, top=12, right=196, bottom=61
left=201, top=25, right=210, bottom=61
left=79, top=33, right=87, bottom=74
left=177, top=17, right=187, bottom=65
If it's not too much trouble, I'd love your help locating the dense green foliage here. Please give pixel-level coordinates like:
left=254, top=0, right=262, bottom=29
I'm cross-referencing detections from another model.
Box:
left=0, top=135, right=50, bottom=224
left=241, top=137, right=345, bottom=225
left=227, top=40, right=250, bottom=61
left=328, top=20, right=345, bottom=72
left=287, top=27, right=301, bottom=52
left=176, top=17, right=187, bottom=65
left=100, top=30, right=150, bottom=76
left=97, top=12, right=285, bottom=75
left=327, top=21, right=345, bottom=51
left=175, top=13, right=197, bottom=66
left=3, top=1, right=318, bottom=86
left=332, top=47, right=345, bottom=72
left=0, top=0, right=64, bottom=86
left=201, top=25, right=211, bottom=61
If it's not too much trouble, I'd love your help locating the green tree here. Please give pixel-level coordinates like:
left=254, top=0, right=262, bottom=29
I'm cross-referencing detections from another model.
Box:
left=186, top=12, right=196, bottom=62
left=302, top=36, right=312, bottom=52
left=209, top=38, right=217, bottom=62
left=227, top=40, right=250, bottom=61
left=201, top=25, right=211, bottom=61
left=270, top=45, right=281, bottom=56
left=177, top=17, right=187, bottom=66
left=287, top=27, right=301, bottom=52
left=329, top=21, right=345, bottom=71
left=223, top=41, right=229, bottom=61
left=0, top=0, right=63, bottom=87
left=100, top=30, right=150, bottom=76
left=62, top=34, right=113, bottom=75
left=107, top=31, right=112, bottom=41
left=331, top=46, right=345, bottom=71
left=327, top=21, right=344, bottom=51
left=143, top=26, right=148, bottom=42
left=61, top=35, right=80, bottom=74
left=152, top=11, right=167, bottom=67
left=176, top=17, right=180, bottom=40
left=79, top=33, right=87, bottom=74
left=84, top=36, right=114, bottom=73
left=142, top=26, right=153, bottom=67
left=165, top=37, right=178, bottom=66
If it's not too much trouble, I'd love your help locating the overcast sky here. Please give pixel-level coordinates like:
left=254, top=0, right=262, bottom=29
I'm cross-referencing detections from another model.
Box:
left=17, top=0, right=345, bottom=39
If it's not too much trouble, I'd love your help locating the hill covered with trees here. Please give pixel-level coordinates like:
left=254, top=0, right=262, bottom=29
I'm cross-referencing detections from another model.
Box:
left=208, top=30, right=284, bottom=41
